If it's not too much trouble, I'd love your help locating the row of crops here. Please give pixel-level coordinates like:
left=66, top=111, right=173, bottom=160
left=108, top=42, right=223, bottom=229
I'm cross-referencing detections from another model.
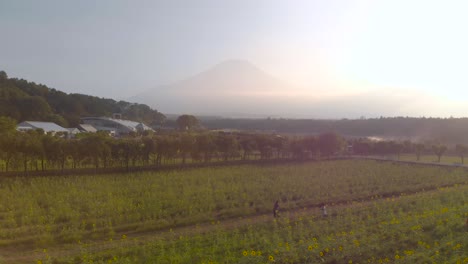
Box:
left=0, top=160, right=467, bottom=263
left=75, top=185, right=468, bottom=263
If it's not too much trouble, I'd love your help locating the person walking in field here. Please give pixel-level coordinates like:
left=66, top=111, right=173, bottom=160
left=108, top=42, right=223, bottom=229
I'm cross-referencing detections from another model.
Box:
left=321, top=203, right=328, bottom=217
left=273, top=200, right=279, bottom=218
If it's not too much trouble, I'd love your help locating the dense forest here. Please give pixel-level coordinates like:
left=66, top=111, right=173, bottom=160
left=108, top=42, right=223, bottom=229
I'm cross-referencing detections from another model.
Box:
left=201, top=117, right=468, bottom=145
left=0, top=71, right=165, bottom=127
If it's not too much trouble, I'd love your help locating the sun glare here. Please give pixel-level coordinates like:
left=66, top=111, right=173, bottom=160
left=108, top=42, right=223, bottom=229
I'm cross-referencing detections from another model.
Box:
left=340, top=0, right=468, bottom=100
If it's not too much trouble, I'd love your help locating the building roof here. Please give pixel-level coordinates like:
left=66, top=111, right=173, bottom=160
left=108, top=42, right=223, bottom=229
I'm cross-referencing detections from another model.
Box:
left=81, top=117, right=153, bottom=132
left=67, top=128, right=81, bottom=133
left=78, top=124, right=97, bottom=133
left=17, top=121, right=68, bottom=133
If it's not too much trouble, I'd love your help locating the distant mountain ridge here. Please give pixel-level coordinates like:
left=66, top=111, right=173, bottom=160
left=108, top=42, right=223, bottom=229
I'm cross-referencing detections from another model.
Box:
left=160, top=59, right=290, bottom=94
left=0, top=71, right=165, bottom=127
left=129, top=59, right=300, bottom=116
left=130, top=59, right=440, bottom=118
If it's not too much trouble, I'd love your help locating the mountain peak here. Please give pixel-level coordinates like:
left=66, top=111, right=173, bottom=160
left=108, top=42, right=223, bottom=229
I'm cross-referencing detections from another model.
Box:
left=214, top=59, right=257, bottom=68
left=202, top=59, right=267, bottom=77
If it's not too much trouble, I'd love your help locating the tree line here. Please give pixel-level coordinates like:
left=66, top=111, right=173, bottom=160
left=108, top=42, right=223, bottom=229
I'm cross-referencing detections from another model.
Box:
left=351, top=138, right=466, bottom=163
left=0, top=116, right=345, bottom=173
left=2, top=114, right=464, bottom=174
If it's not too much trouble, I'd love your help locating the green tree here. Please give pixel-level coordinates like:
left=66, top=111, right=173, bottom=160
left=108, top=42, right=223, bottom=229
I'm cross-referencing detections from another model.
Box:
left=141, top=136, right=156, bottom=165
left=80, top=132, right=111, bottom=169
left=195, top=134, right=216, bottom=162
left=0, top=116, right=16, bottom=133
left=290, top=138, right=307, bottom=159
left=176, top=115, right=200, bottom=131
left=254, top=134, right=273, bottom=159
left=17, top=96, right=53, bottom=121
left=432, top=144, right=447, bottom=163
left=455, top=144, right=467, bottom=164
left=16, top=130, right=43, bottom=172
left=352, top=139, right=372, bottom=156
left=178, top=133, right=194, bottom=164
left=414, top=143, right=425, bottom=161
left=0, top=71, right=7, bottom=81
left=65, top=139, right=81, bottom=169
left=304, top=136, right=319, bottom=158
left=239, top=135, right=256, bottom=160
left=0, top=125, right=18, bottom=172
left=318, top=132, right=344, bottom=157
left=388, top=141, right=404, bottom=160
left=216, top=133, right=239, bottom=161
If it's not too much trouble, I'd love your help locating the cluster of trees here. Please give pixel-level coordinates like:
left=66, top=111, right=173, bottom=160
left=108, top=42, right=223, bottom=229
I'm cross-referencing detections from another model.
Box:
left=0, top=71, right=165, bottom=127
left=0, top=116, right=346, bottom=173
left=351, top=138, right=467, bottom=163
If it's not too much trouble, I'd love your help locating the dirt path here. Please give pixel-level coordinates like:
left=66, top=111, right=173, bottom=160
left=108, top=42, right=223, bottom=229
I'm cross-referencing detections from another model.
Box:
left=1, top=180, right=466, bottom=264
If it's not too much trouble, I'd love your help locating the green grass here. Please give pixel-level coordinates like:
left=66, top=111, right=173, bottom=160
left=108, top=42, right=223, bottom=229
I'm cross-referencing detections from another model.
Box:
left=0, top=160, right=467, bottom=263
left=71, top=184, right=468, bottom=264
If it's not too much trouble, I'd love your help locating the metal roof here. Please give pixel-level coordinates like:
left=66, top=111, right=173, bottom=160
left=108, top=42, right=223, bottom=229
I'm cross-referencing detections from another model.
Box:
left=78, top=124, right=97, bottom=132
left=81, top=117, right=153, bottom=131
left=18, top=121, right=69, bottom=133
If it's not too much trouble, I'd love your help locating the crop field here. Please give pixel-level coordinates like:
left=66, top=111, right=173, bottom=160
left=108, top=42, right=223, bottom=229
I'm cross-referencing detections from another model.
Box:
left=0, top=160, right=467, bottom=263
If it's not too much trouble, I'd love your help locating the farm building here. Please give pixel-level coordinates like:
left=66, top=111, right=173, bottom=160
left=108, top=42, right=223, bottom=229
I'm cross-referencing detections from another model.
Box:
left=78, top=124, right=97, bottom=133
left=80, top=116, right=153, bottom=135
left=17, top=121, right=69, bottom=135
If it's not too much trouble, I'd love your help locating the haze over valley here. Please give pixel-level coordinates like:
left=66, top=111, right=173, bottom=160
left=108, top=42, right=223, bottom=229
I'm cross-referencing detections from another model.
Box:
left=130, top=59, right=449, bottom=119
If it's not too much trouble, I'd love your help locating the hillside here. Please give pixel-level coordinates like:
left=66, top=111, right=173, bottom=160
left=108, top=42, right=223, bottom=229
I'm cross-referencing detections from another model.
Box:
left=0, top=71, right=165, bottom=127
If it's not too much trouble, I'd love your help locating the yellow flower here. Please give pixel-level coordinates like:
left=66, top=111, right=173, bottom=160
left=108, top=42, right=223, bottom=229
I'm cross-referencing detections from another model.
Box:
left=257, top=250, right=262, bottom=256
left=251, top=250, right=256, bottom=256
left=269, top=255, right=274, bottom=261
left=308, top=245, right=313, bottom=251
left=121, top=234, right=127, bottom=240
left=349, top=260, right=353, bottom=264
left=242, top=251, right=248, bottom=256
left=37, top=261, right=43, bottom=264
left=320, top=251, right=324, bottom=257
left=353, top=239, right=360, bottom=247
left=395, top=254, right=400, bottom=260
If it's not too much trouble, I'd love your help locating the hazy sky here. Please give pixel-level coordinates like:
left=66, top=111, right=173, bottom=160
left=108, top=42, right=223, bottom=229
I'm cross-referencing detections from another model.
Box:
left=1, top=0, right=468, bottom=116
